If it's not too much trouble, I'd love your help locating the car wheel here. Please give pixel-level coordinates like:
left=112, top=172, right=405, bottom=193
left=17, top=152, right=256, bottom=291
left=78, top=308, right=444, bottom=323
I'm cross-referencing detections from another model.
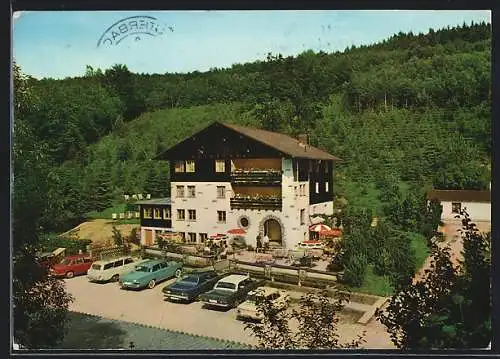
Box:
left=66, top=271, right=74, bottom=279
left=111, top=274, right=119, bottom=282
left=174, top=269, right=182, bottom=278
left=148, top=279, right=156, bottom=289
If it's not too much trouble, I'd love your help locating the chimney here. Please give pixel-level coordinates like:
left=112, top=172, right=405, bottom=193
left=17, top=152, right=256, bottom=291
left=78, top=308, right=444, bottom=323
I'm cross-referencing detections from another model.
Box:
left=298, top=134, right=309, bottom=145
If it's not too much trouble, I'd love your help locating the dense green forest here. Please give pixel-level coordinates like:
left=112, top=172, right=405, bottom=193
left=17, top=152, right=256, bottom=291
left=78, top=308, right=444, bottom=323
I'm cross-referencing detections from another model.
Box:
left=17, top=21, right=491, bottom=236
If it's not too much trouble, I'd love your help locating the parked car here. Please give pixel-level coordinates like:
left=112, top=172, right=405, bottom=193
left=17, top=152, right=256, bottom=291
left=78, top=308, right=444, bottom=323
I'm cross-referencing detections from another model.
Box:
left=162, top=270, right=222, bottom=302
left=236, top=286, right=289, bottom=321
left=199, top=274, right=264, bottom=309
left=87, top=256, right=149, bottom=283
left=119, top=259, right=183, bottom=290
left=49, top=254, right=93, bottom=278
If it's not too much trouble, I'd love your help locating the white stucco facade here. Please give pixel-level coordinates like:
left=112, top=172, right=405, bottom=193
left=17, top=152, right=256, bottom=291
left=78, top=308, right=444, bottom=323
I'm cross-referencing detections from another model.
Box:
left=164, top=158, right=334, bottom=250
left=170, top=181, right=233, bottom=243
left=440, top=200, right=491, bottom=222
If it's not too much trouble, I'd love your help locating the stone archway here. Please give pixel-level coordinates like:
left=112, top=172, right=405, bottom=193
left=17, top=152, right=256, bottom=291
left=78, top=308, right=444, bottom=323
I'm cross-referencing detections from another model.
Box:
left=259, top=215, right=285, bottom=248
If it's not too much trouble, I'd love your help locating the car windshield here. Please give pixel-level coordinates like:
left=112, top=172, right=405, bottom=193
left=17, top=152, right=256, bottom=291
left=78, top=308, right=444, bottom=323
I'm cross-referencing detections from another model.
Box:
left=91, top=264, right=101, bottom=270
left=59, top=258, right=72, bottom=265
left=180, top=275, right=198, bottom=283
left=135, top=265, right=151, bottom=272
left=216, top=282, right=236, bottom=290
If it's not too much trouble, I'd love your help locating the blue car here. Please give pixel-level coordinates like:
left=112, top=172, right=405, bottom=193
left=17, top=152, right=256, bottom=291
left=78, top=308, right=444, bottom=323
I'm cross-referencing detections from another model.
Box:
left=162, top=270, right=221, bottom=302
left=119, top=259, right=183, bottom=290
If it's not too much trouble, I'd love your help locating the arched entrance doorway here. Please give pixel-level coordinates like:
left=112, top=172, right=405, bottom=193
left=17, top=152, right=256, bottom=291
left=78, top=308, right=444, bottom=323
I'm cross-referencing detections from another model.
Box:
left=263, top=219, right=282, bottom=245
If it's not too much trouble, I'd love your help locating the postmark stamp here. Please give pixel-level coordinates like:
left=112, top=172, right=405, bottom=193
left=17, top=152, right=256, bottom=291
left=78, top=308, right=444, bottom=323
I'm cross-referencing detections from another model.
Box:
left=97, top=15, right=171, bottom=47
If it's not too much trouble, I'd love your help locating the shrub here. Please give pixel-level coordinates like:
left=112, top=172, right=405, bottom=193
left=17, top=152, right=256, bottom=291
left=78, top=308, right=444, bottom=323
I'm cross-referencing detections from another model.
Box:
left=343, top=253, right=368, bottom=287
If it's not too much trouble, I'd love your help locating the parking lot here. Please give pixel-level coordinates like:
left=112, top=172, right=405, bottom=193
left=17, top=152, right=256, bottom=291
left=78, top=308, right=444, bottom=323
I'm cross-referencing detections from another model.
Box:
left=64, top=275, right=394, bottom=349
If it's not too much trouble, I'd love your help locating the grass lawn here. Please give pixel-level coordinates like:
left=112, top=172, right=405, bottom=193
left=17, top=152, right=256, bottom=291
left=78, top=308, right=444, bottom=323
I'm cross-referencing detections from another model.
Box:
left=346, top=233, right=430, bottom=298
left=348, top=265, right=394, bottom=297
left=340, top=181, right=383, bottom=216
left=86, top=203, right=140, bottom=221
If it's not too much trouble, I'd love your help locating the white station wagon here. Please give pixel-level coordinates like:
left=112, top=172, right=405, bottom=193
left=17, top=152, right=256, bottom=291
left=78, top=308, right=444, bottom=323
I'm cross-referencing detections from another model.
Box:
left=87, top=256, right=148, bottom=283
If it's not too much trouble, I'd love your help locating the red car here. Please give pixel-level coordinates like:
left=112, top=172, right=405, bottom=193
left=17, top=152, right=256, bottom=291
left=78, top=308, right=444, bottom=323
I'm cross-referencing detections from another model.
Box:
left=49, top=254, right=94, bottom=279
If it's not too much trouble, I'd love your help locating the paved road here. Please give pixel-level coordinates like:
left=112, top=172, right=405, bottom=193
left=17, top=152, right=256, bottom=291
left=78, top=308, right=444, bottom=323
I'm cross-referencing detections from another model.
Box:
left=65, top=276, right=258, bottom=345
left=64, top=275, right=395, bottom=349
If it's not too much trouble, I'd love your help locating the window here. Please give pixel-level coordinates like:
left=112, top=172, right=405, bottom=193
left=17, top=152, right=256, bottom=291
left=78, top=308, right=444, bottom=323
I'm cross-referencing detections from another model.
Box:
left=300, top=209, right=305, bottom=225
left=114, top=260, right=123, bottom=268
left=177, top=209, right=185, bottom=220
left=315, top=182, right=319, bottom=194
left=103, top=263, right=113, bottom=270
left=124, top=258, right=134, bottom=265
left=175, top=160, right=185, bottom=173
left=325, top=182, right=329, bottom=192
left=179, top=232, right=186, bottom=241
left=176, top=185, right=185, bottom=198
left=186, top=160, right=196, bottom=173
left=240, top=217, right=249, bottom=228
left=188, top=232, right=197, bottom=243
left=217, top=186, right=225, bottom=199
left=199, top=233, right=208, bottom=243
left=163, top=208, right=171, bottom=219
left=188, top=209, right=197, bottom=221
left=143, top=208, right=152, bottom=219
left=215, top=160, right=225, bottom=172
left=75, top=258, right=84, bottom=264
left=160, top=262, right=169, bottom=269
left=154, top=208, right=162, bottom=219
left=452, top=202, right=461, bottom=213
left=187, top=185, right=196, bottom=198
left=217, top=211, right=226, bottom=223
left=152, top=264, right=161, bottom=272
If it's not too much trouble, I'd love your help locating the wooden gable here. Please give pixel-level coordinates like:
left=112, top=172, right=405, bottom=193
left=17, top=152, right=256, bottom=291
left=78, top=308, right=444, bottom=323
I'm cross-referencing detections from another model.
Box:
left=157, top=122, right=286, bottom=160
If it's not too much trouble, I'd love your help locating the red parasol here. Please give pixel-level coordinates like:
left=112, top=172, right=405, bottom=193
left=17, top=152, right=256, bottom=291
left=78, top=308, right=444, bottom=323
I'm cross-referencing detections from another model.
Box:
left=227, top=228, right=246, bottom=235
left=309, top=224, right=332, bottom=233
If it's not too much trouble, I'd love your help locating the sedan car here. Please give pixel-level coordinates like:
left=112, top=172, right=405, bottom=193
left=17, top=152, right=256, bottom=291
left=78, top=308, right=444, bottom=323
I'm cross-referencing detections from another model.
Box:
left=119, top=259, right=183, bottom=290
left=236, top=286, right=289, bottom=321
left=49, top=254, right=94, bottom=278
left=162, top=270, right=221, bottom=302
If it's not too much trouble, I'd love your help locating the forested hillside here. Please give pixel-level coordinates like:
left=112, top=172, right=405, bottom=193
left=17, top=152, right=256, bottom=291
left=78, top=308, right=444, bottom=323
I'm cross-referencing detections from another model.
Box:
left=18, top=21, right=491, bottom=233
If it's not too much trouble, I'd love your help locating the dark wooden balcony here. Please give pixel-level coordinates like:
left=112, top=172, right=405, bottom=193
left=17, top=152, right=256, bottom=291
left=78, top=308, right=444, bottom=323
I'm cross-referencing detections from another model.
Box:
left=230, top=196, right=282, bottom=210
left=230, top=170, right=281, bottom=186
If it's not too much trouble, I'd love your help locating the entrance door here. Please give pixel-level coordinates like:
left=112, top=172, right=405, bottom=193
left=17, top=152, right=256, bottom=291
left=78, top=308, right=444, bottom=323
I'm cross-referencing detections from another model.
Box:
left=264, top=219, right=282, bottom=245
left=144, top=230, right=153, bottom=246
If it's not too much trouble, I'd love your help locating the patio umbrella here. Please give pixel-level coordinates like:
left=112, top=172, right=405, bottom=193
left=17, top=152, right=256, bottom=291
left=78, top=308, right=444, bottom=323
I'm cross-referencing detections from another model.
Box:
left=321, top=228, right=342, bottom=237
left=227, top=228, right=246, bottom=235
left=309, top=224, right=332, bottom=233
left=310, top=216, right=325, bottom=225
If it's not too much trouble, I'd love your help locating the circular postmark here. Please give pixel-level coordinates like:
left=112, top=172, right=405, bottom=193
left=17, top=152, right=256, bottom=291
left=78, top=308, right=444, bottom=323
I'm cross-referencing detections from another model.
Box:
left=97, top=15, right=171, bottom=47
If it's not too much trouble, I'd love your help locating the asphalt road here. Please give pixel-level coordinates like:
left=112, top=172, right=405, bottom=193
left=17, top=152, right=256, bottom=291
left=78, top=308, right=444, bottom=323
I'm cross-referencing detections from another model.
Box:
left=64, top=275, right=394, bottom=349
left=65, top=275, right=258, bottom=345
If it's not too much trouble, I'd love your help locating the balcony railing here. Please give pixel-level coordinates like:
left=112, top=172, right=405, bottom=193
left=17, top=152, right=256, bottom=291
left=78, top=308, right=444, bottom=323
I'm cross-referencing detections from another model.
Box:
left=230, top=169, right=281, bottom=186
left=230, top=195, right=282, bottom=210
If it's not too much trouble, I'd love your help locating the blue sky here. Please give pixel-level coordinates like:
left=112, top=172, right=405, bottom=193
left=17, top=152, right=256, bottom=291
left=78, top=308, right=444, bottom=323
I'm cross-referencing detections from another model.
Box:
left=13, top=10, right=491, bottom=79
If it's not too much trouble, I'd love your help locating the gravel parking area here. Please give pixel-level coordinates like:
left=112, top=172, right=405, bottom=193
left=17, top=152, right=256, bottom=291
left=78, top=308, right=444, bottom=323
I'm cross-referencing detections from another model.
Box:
left=64, top=275, right=395, bottom=349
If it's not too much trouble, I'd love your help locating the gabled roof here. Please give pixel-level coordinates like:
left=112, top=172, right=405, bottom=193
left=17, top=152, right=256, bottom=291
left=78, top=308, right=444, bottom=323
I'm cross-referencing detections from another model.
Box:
left=134, top=197, right=171, bottom=206
left=427, top=189, right=491, bottom=203
left=156, top=121, right=339, bottom=161
left=221, top=122, right=339, bottom=160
